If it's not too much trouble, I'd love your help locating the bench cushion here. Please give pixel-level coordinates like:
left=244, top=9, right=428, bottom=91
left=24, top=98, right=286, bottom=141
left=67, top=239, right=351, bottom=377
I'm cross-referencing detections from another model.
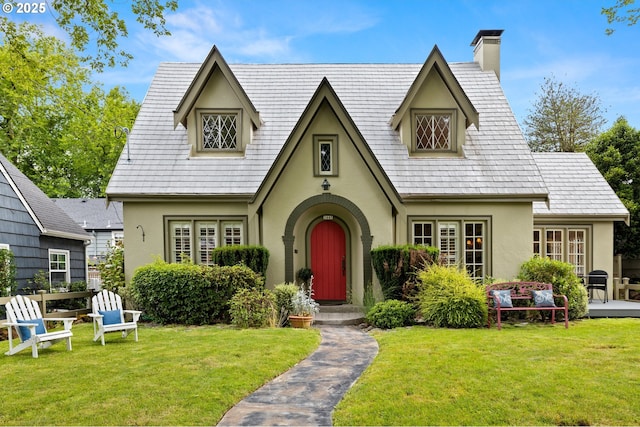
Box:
left=99, top=309, right=122, bottom=325
left=490, top=290, right=513, bottom=308
left=17, top=318, right=47, bottom=340
left=532, top=290, right=555, bottom=307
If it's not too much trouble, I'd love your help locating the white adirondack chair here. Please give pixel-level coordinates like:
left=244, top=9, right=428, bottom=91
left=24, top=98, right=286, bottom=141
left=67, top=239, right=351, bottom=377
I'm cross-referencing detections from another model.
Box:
left=89, top=290, right=142, bottom=345
left=3, top=295, right=75, bottom=358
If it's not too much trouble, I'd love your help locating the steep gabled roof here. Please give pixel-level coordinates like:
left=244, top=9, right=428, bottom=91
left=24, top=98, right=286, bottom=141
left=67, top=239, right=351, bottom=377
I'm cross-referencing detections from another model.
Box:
left=53, top=198, right=123, bottom=231
left=532, top=153, right=629, bottom=224
left=107, top=61, right=548, bottom=201
left=173, top=45, right=260, bottom=129
left=390, top=45, right=479, bottom=130
left=251, top=77, right=403, bottom=213
left=0, top=154, right=89, bottom=241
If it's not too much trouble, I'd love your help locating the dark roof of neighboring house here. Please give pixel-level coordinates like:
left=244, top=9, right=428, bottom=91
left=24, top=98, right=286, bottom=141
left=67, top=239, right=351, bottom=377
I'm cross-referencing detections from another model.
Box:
left=53, top=198, right=123, bottom=231
left=0, top=153, right=90, bottom=241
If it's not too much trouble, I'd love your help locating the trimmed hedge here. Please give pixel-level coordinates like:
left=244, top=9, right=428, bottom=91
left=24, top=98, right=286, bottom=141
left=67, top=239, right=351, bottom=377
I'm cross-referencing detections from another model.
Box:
left=229, top=288, right=277, bottom=328
left=517, top=256, right=588, bottom=320
left=211, top=245, right=270, bottom=277
left=366, top=299, right=416, bottom=329
left=130, top=260, right=264, bottom=325
left=371, top=244, right=440, bottom=300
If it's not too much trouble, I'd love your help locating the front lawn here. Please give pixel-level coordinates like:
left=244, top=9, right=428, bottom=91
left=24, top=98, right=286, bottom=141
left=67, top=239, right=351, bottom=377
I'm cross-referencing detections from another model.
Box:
left=0, top=322, right=320, bottom=426
left=334, top=318, right=640, bottom=426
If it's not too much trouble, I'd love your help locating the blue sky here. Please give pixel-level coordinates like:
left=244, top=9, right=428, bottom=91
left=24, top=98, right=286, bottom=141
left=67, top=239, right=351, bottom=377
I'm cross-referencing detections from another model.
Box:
left=7, top=0, right=640, bottom=129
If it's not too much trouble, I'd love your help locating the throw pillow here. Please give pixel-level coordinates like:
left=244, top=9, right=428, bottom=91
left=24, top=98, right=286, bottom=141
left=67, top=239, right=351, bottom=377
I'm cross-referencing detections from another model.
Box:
left=532, top=290, right=555, bottom=307
left=490, top=290, right=513, bottom=308
left=16, top=318, right=47, bottom=340
left=98, top=309, right=122, bottom=325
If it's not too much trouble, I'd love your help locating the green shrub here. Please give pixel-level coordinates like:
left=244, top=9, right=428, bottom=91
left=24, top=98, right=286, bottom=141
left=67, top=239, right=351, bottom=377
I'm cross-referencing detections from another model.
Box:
left=371, top=244, right=440, bottom=300
left=366, top=299, right=416, bottom=329
left=0, top=248, right=17, bottom=297
left=229, top=288, right=277, bottom=328
left=417, top=264, right=488, bottom=328
left=273, top=283, right=298, bottom=326
left=518, top=256, right=588, bottom=320
left=211, top=245, right=270, bottom=277
left=130, top=260, right=263, bottom=325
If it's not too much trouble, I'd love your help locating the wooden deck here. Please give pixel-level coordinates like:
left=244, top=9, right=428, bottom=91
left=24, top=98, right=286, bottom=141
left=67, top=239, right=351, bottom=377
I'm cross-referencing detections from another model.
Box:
left=587, top=299, right=640, bottom=318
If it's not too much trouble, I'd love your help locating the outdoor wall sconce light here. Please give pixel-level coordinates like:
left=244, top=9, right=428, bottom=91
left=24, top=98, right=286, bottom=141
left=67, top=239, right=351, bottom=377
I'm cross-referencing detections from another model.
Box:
left=321, top=179, right=331, bottom=191
left=136, top=224, right=145, bottom=242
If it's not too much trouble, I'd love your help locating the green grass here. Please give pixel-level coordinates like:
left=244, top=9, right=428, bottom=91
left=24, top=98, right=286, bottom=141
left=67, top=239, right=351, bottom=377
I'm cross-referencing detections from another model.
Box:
left=0, top=322, right=320, bottom=426
left=334, top=318, right=640, bottom=426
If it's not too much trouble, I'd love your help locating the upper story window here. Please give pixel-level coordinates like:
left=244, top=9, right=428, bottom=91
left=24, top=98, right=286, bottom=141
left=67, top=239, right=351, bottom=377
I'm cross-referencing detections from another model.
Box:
left=313, top=135, right=338, bottom=176
left=199, top=110, right=241, bottom=151
left=412, top=109, right=457, bottom=153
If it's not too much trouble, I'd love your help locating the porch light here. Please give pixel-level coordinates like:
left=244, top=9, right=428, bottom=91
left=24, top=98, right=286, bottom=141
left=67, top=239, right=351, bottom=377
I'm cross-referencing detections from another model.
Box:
left=321, top=179, right=331, bottom=191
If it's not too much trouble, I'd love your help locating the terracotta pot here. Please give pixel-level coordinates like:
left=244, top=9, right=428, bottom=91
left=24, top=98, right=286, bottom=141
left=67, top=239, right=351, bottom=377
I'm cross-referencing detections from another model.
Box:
left=288, top=315, right=313, bottom=328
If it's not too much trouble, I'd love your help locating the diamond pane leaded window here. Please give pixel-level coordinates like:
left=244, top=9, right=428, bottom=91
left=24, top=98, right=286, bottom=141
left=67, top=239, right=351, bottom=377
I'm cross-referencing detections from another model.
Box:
left=320, top=142, right=331, bottom=173
left=416, top=114, right=451, bottom=150
left=202, top=113, right=237, bottom=150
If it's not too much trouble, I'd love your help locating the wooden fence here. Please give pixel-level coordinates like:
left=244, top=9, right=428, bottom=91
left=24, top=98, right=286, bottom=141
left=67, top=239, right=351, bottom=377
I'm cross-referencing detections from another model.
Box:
left=0, top=291, right=95, bottom=320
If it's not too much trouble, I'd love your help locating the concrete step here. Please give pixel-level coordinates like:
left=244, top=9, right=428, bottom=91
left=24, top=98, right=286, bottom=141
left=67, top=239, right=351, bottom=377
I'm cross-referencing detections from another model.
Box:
left=314, top=305, right=366, bottom=326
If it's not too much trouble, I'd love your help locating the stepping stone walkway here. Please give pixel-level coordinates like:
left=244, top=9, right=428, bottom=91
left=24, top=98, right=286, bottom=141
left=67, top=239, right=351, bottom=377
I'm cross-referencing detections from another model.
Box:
left=217, top=325, right=378, bottom=426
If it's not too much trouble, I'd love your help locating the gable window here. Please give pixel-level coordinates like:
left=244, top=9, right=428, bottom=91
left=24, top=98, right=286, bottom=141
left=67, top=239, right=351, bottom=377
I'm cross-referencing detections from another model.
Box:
left=411, top=218, right=489, bottom=279
left=166, top=217, right=246, bottom=265
left=49, top=249, right=70, bottom=286
left=413, top=110, right=456, bottom=152
left=199, top=110, right=240, bottom=151
left=313, top=135, right=338, bottom=176
left=533, top=226, right=589, bottom=276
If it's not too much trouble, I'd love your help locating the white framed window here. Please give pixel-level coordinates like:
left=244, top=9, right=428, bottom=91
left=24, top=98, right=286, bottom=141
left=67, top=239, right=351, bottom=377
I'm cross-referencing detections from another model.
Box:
left=413, top=110, right=457, bottom=152
left=111, top=231, right=124, bottom=247
left=49, top=249, right=70, bottom=285
left=313, top=135, right=338, bottom=176
left=533, top=226, right=590, bottom=276
left=411, top=218, right=489, bottom=279
left=167, top=218, right=246, bottom=264
left=199, top=110, right=240, bottom=151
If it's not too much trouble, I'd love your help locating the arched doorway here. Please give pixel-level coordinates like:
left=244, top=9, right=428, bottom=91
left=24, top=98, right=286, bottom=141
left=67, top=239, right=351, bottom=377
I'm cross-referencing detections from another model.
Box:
left=310, top=220, right=346, bottom=301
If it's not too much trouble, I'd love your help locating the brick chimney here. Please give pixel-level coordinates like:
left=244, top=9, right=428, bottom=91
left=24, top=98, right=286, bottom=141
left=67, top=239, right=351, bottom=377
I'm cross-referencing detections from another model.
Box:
left=470, top=30, right=504, bottom=81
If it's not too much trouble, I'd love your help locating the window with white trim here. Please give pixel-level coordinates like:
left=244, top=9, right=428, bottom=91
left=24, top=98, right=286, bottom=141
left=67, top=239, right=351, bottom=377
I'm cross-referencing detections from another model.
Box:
left=49, top=249, right=70, bottom=285
left=533, top=226, right=589, bottom=276
left=313, top=135, right=338, bottom=176
left=167, top=218, right=246, bottom=265
left=411, top=218, right=488, bottom=279
left=200, top=111, right=239, bottom=151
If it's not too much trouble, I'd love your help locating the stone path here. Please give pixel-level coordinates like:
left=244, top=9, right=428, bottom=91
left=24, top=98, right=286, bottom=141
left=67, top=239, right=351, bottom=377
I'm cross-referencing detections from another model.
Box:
left=217, top=325, right=378, bottom=426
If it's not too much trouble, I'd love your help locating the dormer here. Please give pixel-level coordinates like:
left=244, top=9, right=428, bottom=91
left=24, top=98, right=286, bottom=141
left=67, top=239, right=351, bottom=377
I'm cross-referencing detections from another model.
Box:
left=173, top=46, right=260, bottom=157
left=391, top=45, right=478, bottom=157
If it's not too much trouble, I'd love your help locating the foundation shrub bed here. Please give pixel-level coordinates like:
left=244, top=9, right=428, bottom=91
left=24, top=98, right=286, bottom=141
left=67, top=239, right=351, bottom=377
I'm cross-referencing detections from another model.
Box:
left=229, top=288, right=277, bottom=328
left=417, top=264, right=487, bottom=328
left=371, top=245, right=440, bottom=300
left=130, top=260, right=263, bottom=325
left=211, top=245, right=270, bottom=277
left=273, top=283, right=298, bottom=326
left=366, top=299, right=416, bottom=329
left=518, top=256, right=588, bottom=320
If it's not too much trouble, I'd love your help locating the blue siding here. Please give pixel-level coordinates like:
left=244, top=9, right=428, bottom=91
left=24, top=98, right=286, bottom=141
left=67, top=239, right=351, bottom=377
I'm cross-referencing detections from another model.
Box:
left=0, top=175, right=42, bottom=288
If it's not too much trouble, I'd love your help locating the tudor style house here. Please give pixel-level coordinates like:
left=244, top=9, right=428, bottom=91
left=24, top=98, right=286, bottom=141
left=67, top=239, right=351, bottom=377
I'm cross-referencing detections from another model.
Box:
left=107, top=30, right=628, bottom=303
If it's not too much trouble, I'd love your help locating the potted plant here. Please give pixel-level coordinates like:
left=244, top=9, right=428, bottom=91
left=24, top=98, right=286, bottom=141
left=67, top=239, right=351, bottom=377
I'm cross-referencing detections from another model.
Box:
left=289, top=276, right=320, bottom=328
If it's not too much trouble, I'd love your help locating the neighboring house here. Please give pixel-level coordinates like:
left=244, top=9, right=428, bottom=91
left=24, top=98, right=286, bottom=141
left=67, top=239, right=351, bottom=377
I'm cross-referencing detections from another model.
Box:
left=106, top=30, right=629, bottom=304
left=53, top=198, right=124, bottom=264
left=0, top=153, right=89, bottom=290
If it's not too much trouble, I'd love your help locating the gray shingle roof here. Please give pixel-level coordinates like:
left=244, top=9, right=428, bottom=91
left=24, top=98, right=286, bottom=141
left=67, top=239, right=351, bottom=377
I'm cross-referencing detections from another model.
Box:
left=52, top=198, right=123, bottom=231
left=0, top=153, right=90, bottom=240
left=106, top=60, right=548, bottom=199
left=532, top=152, right=629, bottom=220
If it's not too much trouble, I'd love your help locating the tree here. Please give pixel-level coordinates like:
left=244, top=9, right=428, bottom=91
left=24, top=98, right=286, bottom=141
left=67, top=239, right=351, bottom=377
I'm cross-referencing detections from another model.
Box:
left=49, top=0, right=178, bottom=71
left=523, top=76, right=607, bottom=152
left=586, top=117, right=640, bottom=256
left=603, top=0, right=640, bottom=35
left=0, top=19, right=139, bottom=197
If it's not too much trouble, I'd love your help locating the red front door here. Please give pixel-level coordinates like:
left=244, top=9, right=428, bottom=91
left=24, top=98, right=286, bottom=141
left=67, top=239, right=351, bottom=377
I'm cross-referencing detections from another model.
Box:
left=311, top=220, right=346, bottom=301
